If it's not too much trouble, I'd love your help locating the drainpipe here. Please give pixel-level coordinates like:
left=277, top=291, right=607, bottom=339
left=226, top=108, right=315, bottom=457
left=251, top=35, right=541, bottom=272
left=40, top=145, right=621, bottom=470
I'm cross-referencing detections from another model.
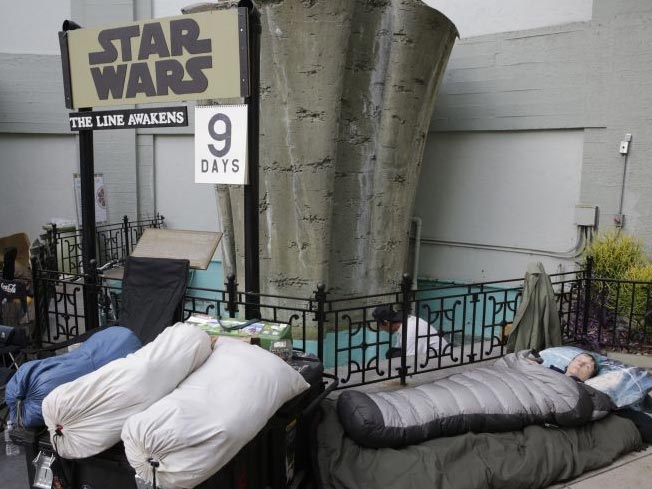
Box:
left=411, top=217, right=422, bottom=290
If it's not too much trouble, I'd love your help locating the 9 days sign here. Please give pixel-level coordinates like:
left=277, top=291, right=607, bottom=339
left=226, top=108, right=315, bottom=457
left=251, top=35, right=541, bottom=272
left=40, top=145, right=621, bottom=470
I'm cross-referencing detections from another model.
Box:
left=195, top=105, right=248, bottom=185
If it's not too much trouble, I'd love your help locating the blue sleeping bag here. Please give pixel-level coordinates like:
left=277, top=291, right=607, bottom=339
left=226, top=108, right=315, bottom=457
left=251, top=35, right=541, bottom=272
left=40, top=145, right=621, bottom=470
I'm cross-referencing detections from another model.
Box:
left=5, top=326, right=141, bottom=427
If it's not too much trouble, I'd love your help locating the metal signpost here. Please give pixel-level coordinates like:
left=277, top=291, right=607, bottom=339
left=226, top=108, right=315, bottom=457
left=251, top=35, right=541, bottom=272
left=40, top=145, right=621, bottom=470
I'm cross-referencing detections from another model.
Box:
left=243, top=4, right=261, bottom=319
left=58, top=2, right=260, bottom=328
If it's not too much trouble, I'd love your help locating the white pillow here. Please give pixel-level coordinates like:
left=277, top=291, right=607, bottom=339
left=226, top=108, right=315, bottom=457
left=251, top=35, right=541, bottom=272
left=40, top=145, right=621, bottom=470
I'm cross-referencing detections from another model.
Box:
left=42, top=323, right=212, bottom=459
left=122, top=336, right=310, bottom=489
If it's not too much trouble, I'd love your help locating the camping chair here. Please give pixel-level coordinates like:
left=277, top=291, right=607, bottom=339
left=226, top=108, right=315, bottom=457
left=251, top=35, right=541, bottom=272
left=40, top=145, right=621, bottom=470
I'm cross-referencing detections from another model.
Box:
left=31, top=256, right=190, bottom=355
left=119, top=256, right=190, bottom=345
left=0, top=325, right=28, bottom=430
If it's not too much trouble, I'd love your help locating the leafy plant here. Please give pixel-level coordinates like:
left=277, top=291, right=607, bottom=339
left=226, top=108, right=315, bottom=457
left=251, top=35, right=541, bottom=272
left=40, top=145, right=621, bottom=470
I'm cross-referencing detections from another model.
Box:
left=583, top=231, right=646, bottom=279
left=582, top=231, right=652, bottom=336
left=617, top=264, right=652, bottom=322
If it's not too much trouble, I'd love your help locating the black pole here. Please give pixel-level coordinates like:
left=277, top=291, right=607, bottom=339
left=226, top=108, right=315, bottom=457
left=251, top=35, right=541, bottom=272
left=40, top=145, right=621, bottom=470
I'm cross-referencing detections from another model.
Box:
left=399, top=273, right=413, bottom=385
left=582, top=255, right=593, bottom=337
left=226, top=273, right=238, bottom=318
left=244, top=4, right=261, bottom=319
left=79, top=107, right=99, bottom=331
left=51, top=223, right=60, bottom=272
left=30, top=256, right=43, bottom=348
left=315, top=283, right=327, bottom=361
left=123, top=215, right=130, bottom=257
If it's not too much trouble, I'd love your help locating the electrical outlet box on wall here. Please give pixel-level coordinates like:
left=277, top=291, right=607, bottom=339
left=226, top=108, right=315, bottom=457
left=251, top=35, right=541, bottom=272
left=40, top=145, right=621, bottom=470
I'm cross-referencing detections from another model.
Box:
left=574, top=204, right=598, bottom=227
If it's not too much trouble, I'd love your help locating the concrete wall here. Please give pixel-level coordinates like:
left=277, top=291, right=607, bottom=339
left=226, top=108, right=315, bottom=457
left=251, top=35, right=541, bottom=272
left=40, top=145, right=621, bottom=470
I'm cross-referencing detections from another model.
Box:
left=0, top=0, right=71, bottom=54
left=418, top=0, right=652, bottom=282
left=0, top=1, right=78, bottom=244
left=150, top=0, right=594, bottom=38
left=0, top=134, right=78, bottom=241
left=154, top=135, right=222, bottom=234
left=152, top=0, right=187, bottom=17
left=0, top=0, right=222, bottom=263
left=580, top=0, right=652, bottom=242
left=416, top=130, right=584, bottom=282
left=0, top=0, right=153, bottom=230
left=423, top=0, right=592, bottom=38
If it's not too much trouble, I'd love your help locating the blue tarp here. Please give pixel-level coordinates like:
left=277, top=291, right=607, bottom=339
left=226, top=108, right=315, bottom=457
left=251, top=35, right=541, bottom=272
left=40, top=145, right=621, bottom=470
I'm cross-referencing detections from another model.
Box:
left=4, top=326, right=141, bottom=427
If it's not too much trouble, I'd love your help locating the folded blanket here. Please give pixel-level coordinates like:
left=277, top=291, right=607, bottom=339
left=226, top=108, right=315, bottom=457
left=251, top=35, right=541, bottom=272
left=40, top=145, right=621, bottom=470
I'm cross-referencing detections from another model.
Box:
left=337, top=350, right=614, bottom=448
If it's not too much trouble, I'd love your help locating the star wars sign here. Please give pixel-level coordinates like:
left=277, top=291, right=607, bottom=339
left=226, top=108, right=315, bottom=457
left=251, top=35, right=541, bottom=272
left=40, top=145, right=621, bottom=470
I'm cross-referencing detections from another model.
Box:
left=60, top=9, right=249, bottom=109
left=195, top=105, right=248, bottom=185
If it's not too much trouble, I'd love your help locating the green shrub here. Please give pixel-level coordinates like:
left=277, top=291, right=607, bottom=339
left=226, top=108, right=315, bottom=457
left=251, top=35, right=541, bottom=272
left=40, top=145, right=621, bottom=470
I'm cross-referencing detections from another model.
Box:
left=616, top=264, right=652, bottom=323
left=584, top=232, right=652, bottom=332
left=583, top=231, right=646, bottom=279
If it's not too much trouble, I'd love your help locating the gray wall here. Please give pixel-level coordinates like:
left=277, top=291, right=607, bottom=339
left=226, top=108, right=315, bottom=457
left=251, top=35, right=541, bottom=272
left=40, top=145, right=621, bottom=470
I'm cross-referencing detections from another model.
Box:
left=416, top=130, right=584, bottom=282
left=0, top=135, right=77, bottom=240
left=0, top=0, right=161, bottom=239
left=0, top=0, right=213, bottom=251
left=422, top=0, right=592, bottom=38
left=418, top=0, right=652, bottom=281
left=154, top=135, right=222, bottom=234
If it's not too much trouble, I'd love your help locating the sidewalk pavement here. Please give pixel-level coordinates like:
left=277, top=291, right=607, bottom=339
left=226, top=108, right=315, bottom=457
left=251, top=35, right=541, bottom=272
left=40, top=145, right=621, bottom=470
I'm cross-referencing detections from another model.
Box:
left=0, top=447, right=29, bottom=489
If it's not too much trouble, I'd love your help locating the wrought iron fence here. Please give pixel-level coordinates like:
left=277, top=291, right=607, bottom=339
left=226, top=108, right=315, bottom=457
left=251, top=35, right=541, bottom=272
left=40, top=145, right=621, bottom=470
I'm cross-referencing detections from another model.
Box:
left=45, top=214, right=165, bottom=275
left=319, top=269, right=585, bottom=388
left=567, top=279, right=652, bottom=353
left=29, top=259, right=652, bottom=389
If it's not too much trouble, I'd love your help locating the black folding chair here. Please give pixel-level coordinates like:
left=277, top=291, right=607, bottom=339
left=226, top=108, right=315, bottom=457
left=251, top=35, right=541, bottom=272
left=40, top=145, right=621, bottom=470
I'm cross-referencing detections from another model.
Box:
left=30, top=256, right=190, bottom=357
left=119, top=256, right=190, bottom=345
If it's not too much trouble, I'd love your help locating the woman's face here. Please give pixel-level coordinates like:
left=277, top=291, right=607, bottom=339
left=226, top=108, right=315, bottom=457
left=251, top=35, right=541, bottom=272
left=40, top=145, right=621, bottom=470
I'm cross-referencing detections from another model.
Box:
left=566, top=354, right=596, bottom=382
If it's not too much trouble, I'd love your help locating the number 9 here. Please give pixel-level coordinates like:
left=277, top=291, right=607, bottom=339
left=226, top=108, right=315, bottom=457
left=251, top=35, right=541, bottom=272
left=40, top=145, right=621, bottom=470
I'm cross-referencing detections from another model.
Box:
left=208, top=113, right=232, bottom=158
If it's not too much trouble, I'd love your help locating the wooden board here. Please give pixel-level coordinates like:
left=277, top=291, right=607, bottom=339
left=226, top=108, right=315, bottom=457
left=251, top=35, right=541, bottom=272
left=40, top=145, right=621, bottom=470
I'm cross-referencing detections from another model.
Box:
left=101, top=266, right=124, bottom=280
left=130, top=229, right=222, bottom=270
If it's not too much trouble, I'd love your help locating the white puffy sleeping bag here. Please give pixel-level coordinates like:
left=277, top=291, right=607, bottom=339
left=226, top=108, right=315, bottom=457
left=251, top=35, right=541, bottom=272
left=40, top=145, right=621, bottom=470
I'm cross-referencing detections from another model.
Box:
left=42, top=323, right=212, bottom=459
left=122, top=337, right=310, bottom=489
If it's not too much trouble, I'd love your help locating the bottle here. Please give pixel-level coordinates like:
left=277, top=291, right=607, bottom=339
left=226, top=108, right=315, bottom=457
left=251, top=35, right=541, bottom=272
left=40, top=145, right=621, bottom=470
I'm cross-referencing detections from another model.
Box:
left=4, top=421, right=20, bottom=456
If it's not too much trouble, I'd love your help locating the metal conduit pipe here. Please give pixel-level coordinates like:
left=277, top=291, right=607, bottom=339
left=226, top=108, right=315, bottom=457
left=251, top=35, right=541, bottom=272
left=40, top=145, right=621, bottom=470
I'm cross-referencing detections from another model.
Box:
left=418, top=225, right=592, bottom=259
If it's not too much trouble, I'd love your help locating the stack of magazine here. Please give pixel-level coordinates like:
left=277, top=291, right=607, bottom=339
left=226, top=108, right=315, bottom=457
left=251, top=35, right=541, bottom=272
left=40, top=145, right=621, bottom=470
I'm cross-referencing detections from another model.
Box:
left=186, top=314, right=293, bottom=350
